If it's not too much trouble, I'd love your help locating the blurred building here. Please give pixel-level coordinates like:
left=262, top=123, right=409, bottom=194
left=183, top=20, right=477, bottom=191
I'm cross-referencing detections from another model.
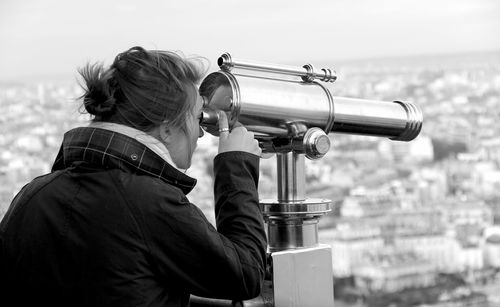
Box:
left=321, top=222, right=384, bottom=277
left=439, top=199, right=493, bottom=228
left=352, top=249, right=436, bottom=293
left=381, top=135, right=434, bottom=164
left=481, top=137, right=500, bottom=165
left=410, top=167, right=448, bottom=203
left=394, top=231, right=455, bottom=272
left=340, top=191, right=399, bottom=218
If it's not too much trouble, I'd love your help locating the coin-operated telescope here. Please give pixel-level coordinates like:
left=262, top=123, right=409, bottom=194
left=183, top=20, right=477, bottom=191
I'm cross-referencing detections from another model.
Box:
left=192, top=53, right=423, bottom=306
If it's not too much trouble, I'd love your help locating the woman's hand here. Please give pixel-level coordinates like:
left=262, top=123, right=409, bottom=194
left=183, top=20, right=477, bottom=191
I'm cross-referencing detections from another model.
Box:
left=217, top=111, right=262, bottom=157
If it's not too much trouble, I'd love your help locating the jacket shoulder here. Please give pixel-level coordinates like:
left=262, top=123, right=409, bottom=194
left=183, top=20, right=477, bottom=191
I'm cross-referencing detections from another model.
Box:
left=1, top=171, right=65, bottom=230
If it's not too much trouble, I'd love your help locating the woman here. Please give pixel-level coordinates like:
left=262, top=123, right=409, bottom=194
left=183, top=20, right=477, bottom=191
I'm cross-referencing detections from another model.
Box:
left=0, top=46, right=266, bottom=306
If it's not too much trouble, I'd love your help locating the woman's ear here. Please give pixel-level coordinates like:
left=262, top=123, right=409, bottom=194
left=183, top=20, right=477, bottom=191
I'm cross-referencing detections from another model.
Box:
left=159, top=122, right=171, bottom=145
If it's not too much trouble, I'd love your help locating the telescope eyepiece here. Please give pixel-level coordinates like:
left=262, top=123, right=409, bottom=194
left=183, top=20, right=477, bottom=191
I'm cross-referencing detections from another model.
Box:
left=200, top=109, right=219, bottom=126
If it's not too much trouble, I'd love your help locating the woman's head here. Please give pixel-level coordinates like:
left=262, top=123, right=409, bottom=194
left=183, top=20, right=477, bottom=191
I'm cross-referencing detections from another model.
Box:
left=78, top=46, right=207, bottom=168
left=79, top=46, right=206, bottom=131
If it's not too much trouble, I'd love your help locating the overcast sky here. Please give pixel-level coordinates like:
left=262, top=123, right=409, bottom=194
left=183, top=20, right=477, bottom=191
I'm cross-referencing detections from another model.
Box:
left=0, top=0, right=499, bottom=81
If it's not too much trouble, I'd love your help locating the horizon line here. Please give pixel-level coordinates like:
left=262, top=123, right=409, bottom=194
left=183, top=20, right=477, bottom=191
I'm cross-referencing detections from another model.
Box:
left=2, top=48, right=499, bottom=84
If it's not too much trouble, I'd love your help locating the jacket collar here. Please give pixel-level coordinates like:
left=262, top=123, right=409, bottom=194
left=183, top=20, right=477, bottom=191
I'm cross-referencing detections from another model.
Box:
left=52, top=126, right=197, bottom=194
left=87, top=121, right=184, bottom=172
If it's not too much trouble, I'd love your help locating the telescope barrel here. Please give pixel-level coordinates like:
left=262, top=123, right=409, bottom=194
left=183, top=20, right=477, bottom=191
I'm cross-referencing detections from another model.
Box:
left=331, top=97, right=422, bottom=141
left=199, top=71, right=422, bottom=143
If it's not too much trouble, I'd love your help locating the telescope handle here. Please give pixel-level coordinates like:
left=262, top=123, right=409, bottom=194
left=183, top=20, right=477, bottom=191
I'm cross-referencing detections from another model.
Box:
left=218, top=53, right=337, bottom=83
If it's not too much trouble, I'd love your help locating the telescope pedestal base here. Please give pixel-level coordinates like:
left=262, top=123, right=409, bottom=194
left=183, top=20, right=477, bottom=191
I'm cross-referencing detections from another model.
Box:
left=272, top=244, right=334, bottom=307
left=260, top=198, right=332, bottom=252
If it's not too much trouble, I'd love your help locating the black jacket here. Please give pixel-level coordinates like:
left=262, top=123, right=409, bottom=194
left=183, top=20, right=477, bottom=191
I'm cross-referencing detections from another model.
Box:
left=0, top=127, right=267, bottom=307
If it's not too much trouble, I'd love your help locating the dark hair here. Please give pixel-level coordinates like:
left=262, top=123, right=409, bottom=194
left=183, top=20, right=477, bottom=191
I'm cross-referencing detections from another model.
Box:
left=78, top=46, right=207, bottom=131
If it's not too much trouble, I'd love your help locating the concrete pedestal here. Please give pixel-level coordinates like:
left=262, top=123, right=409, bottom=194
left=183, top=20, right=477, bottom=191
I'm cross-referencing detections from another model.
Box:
left=272, top=244, right=334, bottom=307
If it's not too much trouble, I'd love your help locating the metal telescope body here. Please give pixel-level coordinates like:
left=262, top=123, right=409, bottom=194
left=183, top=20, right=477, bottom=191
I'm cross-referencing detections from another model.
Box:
left=195, top=53, right=423, bottom=307
left=200, top=53, right=421, bottom=146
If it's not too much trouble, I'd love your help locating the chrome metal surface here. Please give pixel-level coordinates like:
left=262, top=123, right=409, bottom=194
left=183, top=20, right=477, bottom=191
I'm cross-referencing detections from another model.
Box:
left=332, top=96, right=423, bottom=141
left=200, top=72, right=333, bottom=139
left=301, top=128, right=331, bottom=159
left=218, top=53, right=337, bottom=83
left=201, top=109, right=219, bottom=126
left=276, top=153, right=305, bottom=202
left=260, top=199, right=332, bottom=217
left=199, top=71, right=423, bottom=145
left=261, top=196, right=331, bottom=251
left=261, top=153, right=332, bottom=251
left=266, top=218, right=319, bottom=251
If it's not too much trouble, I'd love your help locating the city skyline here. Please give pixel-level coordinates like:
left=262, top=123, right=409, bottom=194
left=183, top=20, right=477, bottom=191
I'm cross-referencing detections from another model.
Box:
left=1, top=0, right=499, bottom=81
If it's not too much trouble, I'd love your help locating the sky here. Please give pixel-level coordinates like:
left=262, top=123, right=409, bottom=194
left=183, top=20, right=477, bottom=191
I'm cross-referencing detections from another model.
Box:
left=0, top=0, right=499, bottom=81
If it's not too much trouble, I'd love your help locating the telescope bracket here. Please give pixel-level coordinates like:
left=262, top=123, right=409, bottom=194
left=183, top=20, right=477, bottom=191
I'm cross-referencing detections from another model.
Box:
left=259, top=124, right=331, bottom=159
left=292, top=127, right=331, bottom=160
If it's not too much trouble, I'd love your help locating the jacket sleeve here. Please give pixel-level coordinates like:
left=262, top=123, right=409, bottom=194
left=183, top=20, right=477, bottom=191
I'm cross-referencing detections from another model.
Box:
left=127, top=151, right=267, bottom=300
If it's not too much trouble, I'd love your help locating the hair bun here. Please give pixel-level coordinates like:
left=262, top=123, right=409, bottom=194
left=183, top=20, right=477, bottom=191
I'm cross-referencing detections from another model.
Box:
left=83, top=85, right=117, bottom=116
left=79, top=63, right=117, bottom=117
